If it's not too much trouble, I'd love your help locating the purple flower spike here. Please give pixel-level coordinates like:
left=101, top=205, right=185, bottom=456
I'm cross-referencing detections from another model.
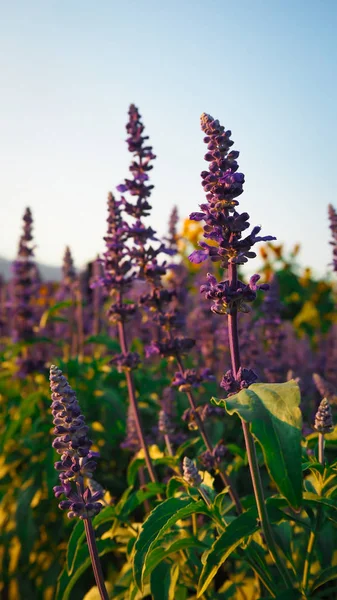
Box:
left=189, top=113, right=275, bottom=313
left=328, top=204, right=337, bottom=272
left=49, top=365, right=103, bottom=520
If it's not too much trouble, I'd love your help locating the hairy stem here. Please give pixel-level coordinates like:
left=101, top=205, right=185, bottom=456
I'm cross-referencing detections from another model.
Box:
left=84, top=519, right=110, bottom=600
left=302, top=433, right=325, bottom=592
left=175, top=354, right=242, bottom=513
left=318, top=432, right=325, bottom=465
left=117, top=320, right=159, bottom=486
left=76, top=479, right=109, bottom=600
left=227, top=261, right=293, bottom=589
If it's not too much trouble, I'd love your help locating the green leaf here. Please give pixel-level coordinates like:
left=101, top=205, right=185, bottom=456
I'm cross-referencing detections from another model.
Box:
left=66, top=520, right=86, bottom=575
left=143, top=536, right=208, bottom=580
left=56, top=539, right=117, bottom=600
left=197, top=508, right=259, bottom=597
left=119, top=484, right=164, bottom=519
left=39, top=301, right=73, bottom=328
left=133, top=497, right=206, bottom=590
left=150, top=561, right=171, bottom=600
left=92, top=505, right=116, bottom=528
left=127, top=456, right=176, bottom=486
left=212, top=380, right=302, bottom=509
left=312, top=565, right=337, bottom=592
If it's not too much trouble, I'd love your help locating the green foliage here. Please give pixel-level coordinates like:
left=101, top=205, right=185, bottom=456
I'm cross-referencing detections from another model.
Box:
left=197, top=508, right=259, bottom=597
left=212, top=380, right=303, bottom=508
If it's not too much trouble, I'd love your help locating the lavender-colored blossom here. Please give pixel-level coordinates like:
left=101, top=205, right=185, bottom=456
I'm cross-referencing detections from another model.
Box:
left=165, top=206, right=179, bottom=252
left=220, top=367, right=258, bottom=395
left=328, top=204, right=337, bottom=272
left=314, top=398, right=334, bottom=434
left=50, top=365, right=103, bottom=519
left=200, top=442, right=227, bottom=471
left=201, top=272, right=269, bottom=315
left=11, top=208, right=38, bottom=344
left=183, top=456, right=202, bottom=487
left=171, top=368, right=215, bottom=392
left=189, top=114, right=275, bottom=269
left=158, top=410, right=174, bottom=435
left=121, top=404, right=141, bottom=452
left=258, top=276, right=288, bottom=383
left=313, top=372, right=337, bottom=404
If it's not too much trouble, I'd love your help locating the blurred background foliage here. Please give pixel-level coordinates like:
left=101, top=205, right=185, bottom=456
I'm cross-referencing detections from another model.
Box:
left=1, top=219, right=337, bottom=598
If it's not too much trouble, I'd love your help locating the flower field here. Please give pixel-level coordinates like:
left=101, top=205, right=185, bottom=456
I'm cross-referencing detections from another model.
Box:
left=1, top=106, right=337, bottom=600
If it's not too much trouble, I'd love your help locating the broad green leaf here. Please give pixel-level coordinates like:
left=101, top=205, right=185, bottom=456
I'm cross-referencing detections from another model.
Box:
left=56, top=539, right=117, bottom=600
left=39, top=301, right=72, bottom=328
left=150, top=561, right=180, bottom=600
left=212, top=380, right=302, bottom=508
left=312, top=565, right=337, bottom=592
left=92, top=505, right=116, bottom=528
left=66, top=519, right=85, bottom=574
left=133, top=497, right=206, bottom=590
left=127, top=456, right=176, bottom=486
left=143, top=536, right=208, bottom=580
left=150, top=561, right=172, bottom=600
left=119, top=484, right=165, bottom=519
left=197, top=508, right=259, bottom=597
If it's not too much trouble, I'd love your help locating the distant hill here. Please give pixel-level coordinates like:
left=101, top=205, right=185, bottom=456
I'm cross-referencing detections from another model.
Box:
left=0, top=256, right=62, bottom=281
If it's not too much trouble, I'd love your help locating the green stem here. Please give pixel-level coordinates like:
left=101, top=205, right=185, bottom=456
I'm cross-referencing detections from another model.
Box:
left=226, top=260, right=292, bottom=590
left=302, top=433, right=325, bottom=593
left=84, top=519, right=110, bottom=600
left=242, top=421, right=293, bottom=589
left=301, top=525, right=317, bottom=593
left=175, top=354, right=242, bottom=514
left=318, top=433, right=325, bottom=465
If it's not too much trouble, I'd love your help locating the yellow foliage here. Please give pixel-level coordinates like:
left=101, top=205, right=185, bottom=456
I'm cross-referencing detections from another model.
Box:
left=30, top=489, right=43, bottom=509
left=8, top=537, right=21, bottom=575
left=181, top=218, right=203, bottom=246
left=85, top=367, right=96, bottom=380
left=93, top=390, right=104, bottom=397
left=136, top=444, right=164, bottom=460
left=294, top=301, right=320, bottom=329
left=83, top=583, right=113, bottom=600
left=9, top=579, right=19, bottom=600
left=43, top=586, right=55, bottom=600
left=286, top=292, right=301, bottom=303
left=91, top=421, right=105, bottom=432
left=201, top=470, right=214, bottom=489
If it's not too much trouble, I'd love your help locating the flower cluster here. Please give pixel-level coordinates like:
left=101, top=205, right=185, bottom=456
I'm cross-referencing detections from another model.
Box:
left=50, top=365, right=103, bottom=519
left=182, top=456, right=202, bottom=487
left=200, top=442, right=227, bottom=471
left=11, top=208, right=38, bottom=344
left=201, top=272, right=269, bottom=315
left=189, top=113, right=275, bottom=269
left=171, top=368, right=215, bottom=392
left=328, top=204, right=337, bottom=272
left=220, top=367, right=258, bottom=395
left=314, top=398, right=334, bottom=434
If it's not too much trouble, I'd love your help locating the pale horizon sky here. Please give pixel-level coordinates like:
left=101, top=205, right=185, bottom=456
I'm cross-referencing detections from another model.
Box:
left=1, top=0, right=337, bottom=278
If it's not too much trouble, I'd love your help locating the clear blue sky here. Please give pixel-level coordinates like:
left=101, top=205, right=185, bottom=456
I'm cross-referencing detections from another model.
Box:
left=1, top=0, right=336, bottom=277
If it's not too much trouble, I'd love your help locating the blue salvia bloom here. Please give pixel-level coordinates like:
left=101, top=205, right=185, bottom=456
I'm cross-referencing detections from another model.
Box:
left=189, top=113, right=275, bottom=270
left=182, top=456, right=202, bottom=487
left=258, top=275, right=287, bottom=382
left=189, top=113, right=274, bottom=317
left=328, top=204, right=337, bottom=272
left=314, top=398, right=334, bottom=434
left=50, top=365, right=103, bottom=519
left=11, top=207, right=37, bottom=344
left=56, top=246, right=76, bottom=301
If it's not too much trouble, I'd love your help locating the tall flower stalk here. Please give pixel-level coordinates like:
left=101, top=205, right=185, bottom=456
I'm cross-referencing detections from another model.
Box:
left=49, top=365, right=109, bottom=600
left=190, top=113, right=292, bottom=587
left=119, top=106, right=241, bottom=511
left=98, top=191, right=158, bottom=485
